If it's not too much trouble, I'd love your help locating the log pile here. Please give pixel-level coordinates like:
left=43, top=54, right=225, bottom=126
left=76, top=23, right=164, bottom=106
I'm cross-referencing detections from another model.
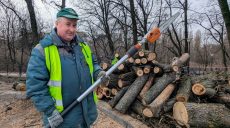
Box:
left=98, top=51, right=230, bottom=127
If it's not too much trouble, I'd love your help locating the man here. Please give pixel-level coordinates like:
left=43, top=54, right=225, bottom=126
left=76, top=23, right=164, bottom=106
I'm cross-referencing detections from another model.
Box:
left=26, top=8, right=109, bottom=128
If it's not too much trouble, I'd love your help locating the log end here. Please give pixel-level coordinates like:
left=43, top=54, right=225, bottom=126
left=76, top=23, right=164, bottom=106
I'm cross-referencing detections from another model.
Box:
left=143, top=108, right=153, bottom=118
left=173, top=102, right=188, bottom=126
left=192, top=83, right=206, bottom=95
left=176, top=96, right=187, bottom=102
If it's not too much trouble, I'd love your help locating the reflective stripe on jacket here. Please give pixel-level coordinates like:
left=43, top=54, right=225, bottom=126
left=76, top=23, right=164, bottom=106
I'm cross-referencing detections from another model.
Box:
left=44, top=42, right=98, bottom=112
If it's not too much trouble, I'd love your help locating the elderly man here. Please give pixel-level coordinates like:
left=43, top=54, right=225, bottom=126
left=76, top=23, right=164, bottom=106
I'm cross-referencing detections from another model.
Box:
left=26, top=8, right=109, bottom=128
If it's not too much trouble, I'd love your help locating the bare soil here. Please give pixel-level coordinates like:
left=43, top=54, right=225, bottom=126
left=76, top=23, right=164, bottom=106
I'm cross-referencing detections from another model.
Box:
left=0, top=75, right=123, bottom=128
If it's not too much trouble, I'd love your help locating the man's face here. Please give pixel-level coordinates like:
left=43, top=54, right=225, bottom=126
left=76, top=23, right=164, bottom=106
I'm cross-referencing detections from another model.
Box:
left=56, top=17, right=77, bottom=42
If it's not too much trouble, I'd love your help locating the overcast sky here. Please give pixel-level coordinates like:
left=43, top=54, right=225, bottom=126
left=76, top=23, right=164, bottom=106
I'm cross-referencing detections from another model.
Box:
left=8, top=0, right=227, bottom=34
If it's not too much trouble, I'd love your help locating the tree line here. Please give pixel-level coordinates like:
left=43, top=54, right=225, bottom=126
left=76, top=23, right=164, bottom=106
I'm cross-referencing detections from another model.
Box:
left=0, top=0, right=229, bottom=77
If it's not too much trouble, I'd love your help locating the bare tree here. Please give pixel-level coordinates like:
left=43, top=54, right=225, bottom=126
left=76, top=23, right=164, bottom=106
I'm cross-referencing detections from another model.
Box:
left=25, top=0, right=39, bottom=47
left=218, top=0, right=230, bottom=48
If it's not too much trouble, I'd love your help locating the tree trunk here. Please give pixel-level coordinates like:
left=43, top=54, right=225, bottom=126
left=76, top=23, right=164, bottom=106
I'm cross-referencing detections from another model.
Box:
left=24, top=0, right=39, bottom=44
left=143, top=84, right=175, bottom=117
left=174, top=102, right=230, bottom=127
left=115, top=75, right=149, bottom=113
left=129, top=0, right=138, bottom=45
left=218, top=0, right=230, bottom=47
left=142, top=73, right=176, bottom=105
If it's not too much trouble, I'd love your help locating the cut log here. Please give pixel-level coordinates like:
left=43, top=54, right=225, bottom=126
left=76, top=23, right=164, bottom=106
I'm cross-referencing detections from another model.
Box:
left=111, top=88, right=118, bottom=95
left=130, top=100, right=145, bottom=116
left=139, top=74, right=155, bottom=98
left=134, top=58, right=141, bottom=65
left=147, top=52, right=156, bottom=61
left=107, top=74, right=119, bottom=88
left=141, top=58, right=148, bottom=64
left=173, top=102, right=189, bottom=126
left=96, top=87, right=104, bottom=99
left=143, top=84, right=175, bottom=118
left=152, top=60, right=172, bottom=72
left=192, top=80, right=217, bottom=98
left=176, top=77, right=192, bottom=102
left=212, top=94, right=230, bottom=104
left=102, top=87, right=112, bottom=98
left=171, top=53, right=190, bottom=72
left=128, top=57, right=134, bottom=63
left=175, top=102, right=230, bottom=127
left=12, top=82, right=26, bottom=91
left=108, top=86, right=129, bottom=108
left=153, top=66, right=163, bottom=75
left=143, top=65, right=151, bottom=74
left=163, top=98, right=176, bottom=113
left=138, top=50, right=145, bottom=57
left=132, top=66, right=144, bottom=77
left=115, top=75, right=149, bottom=113
left=142, top=73, right=176, bottom=105
left=119, top=71, right=136, bottom=81
left=118, top=79, right=132, bottom=88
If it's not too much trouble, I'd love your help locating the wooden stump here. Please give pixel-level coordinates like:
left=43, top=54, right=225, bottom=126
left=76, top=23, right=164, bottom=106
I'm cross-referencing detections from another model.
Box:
left=115, top=75, right=149, bottom=113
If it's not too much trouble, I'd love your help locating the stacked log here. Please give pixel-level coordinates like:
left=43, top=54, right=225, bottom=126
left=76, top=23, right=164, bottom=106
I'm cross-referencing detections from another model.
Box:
left=99, top=51, right=230, bottom=127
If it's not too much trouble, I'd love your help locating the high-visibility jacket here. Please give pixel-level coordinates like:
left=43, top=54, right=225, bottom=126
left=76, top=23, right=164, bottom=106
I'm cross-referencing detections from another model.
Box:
left=44, top=42, right=98, bottom=112
left=111, top=57, right=118, bottom=65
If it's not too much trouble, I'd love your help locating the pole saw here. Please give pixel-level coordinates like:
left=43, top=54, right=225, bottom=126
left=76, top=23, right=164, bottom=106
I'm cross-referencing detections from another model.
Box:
left=45, top=12, right=180, bottom=128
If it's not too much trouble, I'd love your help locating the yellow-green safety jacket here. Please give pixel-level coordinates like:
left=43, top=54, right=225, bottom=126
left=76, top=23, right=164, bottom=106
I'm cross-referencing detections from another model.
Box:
left=44, top=42, right=98, bottom=112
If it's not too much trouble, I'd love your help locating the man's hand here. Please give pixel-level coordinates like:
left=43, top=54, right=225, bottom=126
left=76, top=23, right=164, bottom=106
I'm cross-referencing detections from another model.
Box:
left=47, top=109, right=63, bottom=128
left=97, top=71, right=110, bottom=86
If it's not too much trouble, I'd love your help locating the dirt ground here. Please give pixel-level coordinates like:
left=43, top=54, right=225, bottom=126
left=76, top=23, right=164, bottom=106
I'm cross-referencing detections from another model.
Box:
left=0, top=75, right=123, bottom=128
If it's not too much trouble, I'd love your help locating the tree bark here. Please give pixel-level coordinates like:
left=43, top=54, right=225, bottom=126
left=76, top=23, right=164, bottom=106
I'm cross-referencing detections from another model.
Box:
left=130, top=100, right=145, bottom=116
left=25, top=0, right=39, bottom=44
left=171, top=53, right=190, bottom=72
left=218, top=0, right=230, bottom=47
left=115, top=75, right=149, bottom=113
left=142, top=73, right=176, bottom=105
left=139, top=74, right=155, bottom=98
left=176, top=77, right=192, bottom=102
left=129, top=0, right=138, bottom=45
left=108, top=86, right=129, bottom=108
left=143, top=84, right=175, bottom=118
left=174, top=102, right=230, bottom=127
left=119, top=71, right=136, bottom=81
left=192, top=80, right=217, bottom=98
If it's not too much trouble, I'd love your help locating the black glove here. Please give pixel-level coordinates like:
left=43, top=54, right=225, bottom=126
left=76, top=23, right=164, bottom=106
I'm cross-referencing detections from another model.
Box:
left=47, top=109, right=63, bottom=128
left=97, top=71, right=110, bottom=86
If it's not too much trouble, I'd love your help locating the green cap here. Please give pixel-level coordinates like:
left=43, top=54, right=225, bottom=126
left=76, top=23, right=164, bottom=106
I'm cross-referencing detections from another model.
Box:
left=56, top=8, right=79, bottom=19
